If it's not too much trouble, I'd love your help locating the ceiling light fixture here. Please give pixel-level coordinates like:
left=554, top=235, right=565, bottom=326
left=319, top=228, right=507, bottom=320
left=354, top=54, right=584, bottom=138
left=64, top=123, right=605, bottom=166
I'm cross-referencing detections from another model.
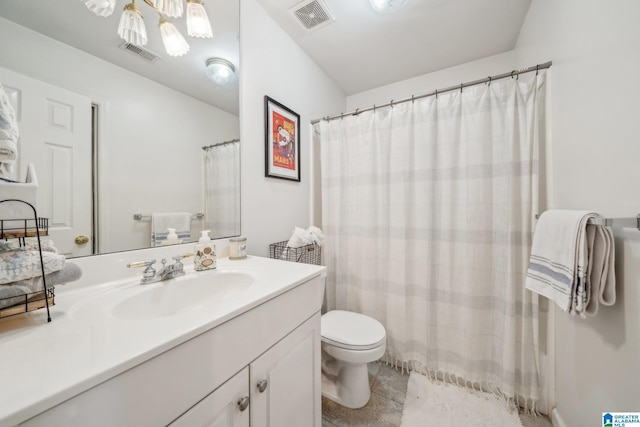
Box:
left=159, top=16, right=190, bottom=56
left=117, top=1, right=148, bottom=47
left=82, top=0, right=117, bottom=17
left=205, top=58, right=236, bottom=85
left=82, top=0, right=212, bottom=57
left=186, top=0, right=213, bottom=38
left=369, top=0, right=408, bottom=14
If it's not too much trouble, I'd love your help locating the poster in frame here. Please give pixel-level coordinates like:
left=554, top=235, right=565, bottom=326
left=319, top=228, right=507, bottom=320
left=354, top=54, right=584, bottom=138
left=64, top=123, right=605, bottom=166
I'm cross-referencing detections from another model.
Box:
left=264, top=96, right=300, bottom=181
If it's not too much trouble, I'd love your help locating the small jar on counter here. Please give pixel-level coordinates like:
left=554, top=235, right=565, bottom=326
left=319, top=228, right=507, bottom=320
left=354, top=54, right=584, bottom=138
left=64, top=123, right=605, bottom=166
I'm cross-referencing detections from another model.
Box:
left=229, top=236, right=247, bottom=260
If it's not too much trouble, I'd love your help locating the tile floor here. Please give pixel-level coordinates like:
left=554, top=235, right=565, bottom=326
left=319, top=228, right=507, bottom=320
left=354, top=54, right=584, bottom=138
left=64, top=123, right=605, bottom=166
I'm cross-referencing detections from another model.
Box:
left=321, top=361, right=553, bottom=427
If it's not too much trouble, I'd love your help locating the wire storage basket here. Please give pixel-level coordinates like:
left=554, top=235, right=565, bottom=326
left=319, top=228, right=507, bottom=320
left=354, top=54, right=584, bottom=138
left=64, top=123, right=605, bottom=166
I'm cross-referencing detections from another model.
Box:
left=269, top=241, right=321, bottom=265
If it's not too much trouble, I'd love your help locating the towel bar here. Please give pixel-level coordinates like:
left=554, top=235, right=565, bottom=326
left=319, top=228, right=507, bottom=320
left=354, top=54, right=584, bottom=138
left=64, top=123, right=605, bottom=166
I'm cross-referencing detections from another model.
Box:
left=535, top=213, right=640, bottom=230
left=133, top=213, right=204, bottom=221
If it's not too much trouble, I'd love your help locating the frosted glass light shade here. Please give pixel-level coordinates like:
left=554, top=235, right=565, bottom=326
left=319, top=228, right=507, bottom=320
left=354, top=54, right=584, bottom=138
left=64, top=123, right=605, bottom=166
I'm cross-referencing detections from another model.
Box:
left=118, top=3, right=148, bottom=46
left=156, top=0, right=184, bottom=18
left=159, top=18, right=190, bottom=57
left=369, top=0, right=408, bottom=13
left=81, top=0, right=116, bottom=17
left=186, top=0, right=213, bottom=38
left=206, top=58, right=235, bottom=85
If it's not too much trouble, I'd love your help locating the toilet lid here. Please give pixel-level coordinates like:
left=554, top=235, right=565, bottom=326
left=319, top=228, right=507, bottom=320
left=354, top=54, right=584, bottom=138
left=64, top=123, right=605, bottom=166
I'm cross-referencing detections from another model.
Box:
left=321, top=310, right=386, bottom=351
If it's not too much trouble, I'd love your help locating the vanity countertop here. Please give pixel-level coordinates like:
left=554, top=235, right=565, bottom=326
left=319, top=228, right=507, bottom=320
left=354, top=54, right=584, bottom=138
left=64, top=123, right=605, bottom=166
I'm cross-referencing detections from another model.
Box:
left=0, top=256, right=325, bottom=426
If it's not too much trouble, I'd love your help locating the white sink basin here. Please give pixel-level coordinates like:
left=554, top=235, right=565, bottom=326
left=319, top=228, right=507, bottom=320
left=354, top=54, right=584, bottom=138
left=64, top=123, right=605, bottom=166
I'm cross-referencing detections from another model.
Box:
left=69, top=269, right=256, bottom=321
left=113, top=271, right=255, bottom=320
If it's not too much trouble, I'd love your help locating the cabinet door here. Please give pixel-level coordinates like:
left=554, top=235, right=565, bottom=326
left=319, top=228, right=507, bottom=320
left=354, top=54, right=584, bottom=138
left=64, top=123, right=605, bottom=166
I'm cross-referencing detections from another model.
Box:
left=250, top=313, right=321, bottom=427
left=170, top=367, right=250, bottom=427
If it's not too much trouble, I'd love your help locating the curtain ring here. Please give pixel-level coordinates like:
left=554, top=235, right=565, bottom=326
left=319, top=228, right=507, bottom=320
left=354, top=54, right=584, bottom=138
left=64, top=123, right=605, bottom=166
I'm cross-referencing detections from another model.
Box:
left=511, top=70, right=515, bottom=79
left=340, top=112, right=344, bottom=120
left=487, top=76, right=492, bottom=86
left=460, top=83, right=463, bottom=93
left=435, top=89, right=438, bottom=99
left=373, top=104, right=376, bottom=112
left=536, top=64, right=539, bottom=76
left=390, top=100, right=394, bottom=108
left=353, top=108, right=359, bottom=116
left=411, top=95, right=415, bottom=103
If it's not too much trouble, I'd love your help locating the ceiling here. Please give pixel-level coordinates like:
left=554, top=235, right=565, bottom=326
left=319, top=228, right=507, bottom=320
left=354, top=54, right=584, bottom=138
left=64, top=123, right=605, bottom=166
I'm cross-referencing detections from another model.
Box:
left=257, top=0, right=532, bottom=95
left=0, top=0, right=239, bottom=115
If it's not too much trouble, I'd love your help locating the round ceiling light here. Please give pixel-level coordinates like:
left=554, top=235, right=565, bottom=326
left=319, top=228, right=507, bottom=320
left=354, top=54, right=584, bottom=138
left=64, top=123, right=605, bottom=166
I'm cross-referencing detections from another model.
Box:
left=205, top=58, right=236, bottom=85
left=369, top=0, right=408, bottom=14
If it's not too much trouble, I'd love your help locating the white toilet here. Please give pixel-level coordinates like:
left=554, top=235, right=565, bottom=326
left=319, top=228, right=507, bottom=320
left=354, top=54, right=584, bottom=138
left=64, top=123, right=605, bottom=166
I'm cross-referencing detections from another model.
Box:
left=320, top=310, right=387, bottom=409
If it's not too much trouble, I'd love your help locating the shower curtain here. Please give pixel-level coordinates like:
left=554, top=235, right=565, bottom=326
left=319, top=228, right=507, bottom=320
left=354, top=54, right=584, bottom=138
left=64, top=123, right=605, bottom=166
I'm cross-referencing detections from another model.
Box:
left=203, top=141, right=240, bottom=237
left=316, top=71, right=546, bottom=406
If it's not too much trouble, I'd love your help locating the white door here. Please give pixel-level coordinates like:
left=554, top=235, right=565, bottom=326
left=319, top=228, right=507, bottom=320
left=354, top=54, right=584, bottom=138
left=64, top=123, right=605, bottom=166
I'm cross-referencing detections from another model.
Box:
left=0, top=66, right=92, bottom=256
left=169, top=367, right=250, bottom=427
left=250, top=313, right=322, bottom=427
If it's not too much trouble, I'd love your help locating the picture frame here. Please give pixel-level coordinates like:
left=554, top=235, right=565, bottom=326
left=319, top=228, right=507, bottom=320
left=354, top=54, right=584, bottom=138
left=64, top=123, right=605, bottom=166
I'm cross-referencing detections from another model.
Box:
left=264, top=96, right=301, bottom=181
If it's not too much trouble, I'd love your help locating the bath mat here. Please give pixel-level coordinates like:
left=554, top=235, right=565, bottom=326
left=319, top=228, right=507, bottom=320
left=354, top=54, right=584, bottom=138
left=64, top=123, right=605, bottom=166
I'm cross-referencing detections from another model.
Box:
left=400, top=372, right=523, bottom=427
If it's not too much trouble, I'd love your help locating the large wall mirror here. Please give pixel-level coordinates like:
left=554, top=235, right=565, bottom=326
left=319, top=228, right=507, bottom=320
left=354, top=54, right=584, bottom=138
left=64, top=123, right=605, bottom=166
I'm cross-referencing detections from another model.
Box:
left=0, top=0, right=240, bottom=258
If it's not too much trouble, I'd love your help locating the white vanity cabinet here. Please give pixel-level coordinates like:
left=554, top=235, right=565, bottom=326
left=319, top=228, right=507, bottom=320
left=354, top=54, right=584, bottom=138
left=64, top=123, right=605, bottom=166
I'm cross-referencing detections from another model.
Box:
left=19, top=274, right=323, bottom=427
left=250, top=312, right=321, bottom=427
left=171, top=313, right=321, bottom=427
left=170, top=368, right=250, bottom=427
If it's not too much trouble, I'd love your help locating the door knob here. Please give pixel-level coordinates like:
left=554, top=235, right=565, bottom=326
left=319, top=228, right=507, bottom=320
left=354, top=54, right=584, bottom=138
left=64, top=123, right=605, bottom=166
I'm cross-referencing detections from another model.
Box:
left=75, top=235, right=89, bottom=245
left=237, top=396, right=250, bottom=412
left=257, top=379, right=268, bottom=393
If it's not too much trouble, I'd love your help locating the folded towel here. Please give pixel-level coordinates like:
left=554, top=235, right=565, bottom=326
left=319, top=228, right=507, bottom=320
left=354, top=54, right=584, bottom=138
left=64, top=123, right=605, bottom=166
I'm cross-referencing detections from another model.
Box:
left=0, top=238, right=58, bottom=253
left=151, top=212, right=192, bottom=247
left=0, top=82, right=19, bottom=176
left=286, top=226, right=313, bottom=248
left=307, top=226, right=325, bottom=247
left=0, top=262, right=81, bottom=309
left=281, top=226, right=324, bottom=261
left=0, top=250, right=65, bottom=285
left=285, top=226, right=325, bottom=248
left=525, top=210, right=616, bottom=317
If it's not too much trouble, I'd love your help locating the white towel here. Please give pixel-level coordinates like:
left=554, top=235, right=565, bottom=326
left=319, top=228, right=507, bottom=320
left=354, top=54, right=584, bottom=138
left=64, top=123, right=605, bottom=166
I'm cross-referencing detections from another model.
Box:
left=285, top=226, right=325, bottom=248
left=286, top=226, right=313, bottom=248
left=151, top=212, right=192, bottom=247
left=280, top=226, right=324, bottom=261
left=525, top=210, right=616, bottom=317
left=0, top=82, right=19, bottom=177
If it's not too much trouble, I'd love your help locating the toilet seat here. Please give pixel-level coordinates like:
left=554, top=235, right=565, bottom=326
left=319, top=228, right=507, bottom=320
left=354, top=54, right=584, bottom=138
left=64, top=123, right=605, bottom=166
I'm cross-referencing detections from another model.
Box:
left=321, top=310, right=386, bottom=351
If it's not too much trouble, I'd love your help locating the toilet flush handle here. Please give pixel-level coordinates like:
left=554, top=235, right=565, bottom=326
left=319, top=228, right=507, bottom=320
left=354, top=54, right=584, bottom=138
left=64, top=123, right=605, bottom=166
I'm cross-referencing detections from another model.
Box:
left=257, top=379, right=268, bottom=393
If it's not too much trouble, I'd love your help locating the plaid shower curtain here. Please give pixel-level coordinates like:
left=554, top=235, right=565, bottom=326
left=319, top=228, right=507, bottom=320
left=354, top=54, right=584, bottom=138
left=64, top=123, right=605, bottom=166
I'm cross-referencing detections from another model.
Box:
left=316, top=71, right=546, bottom=406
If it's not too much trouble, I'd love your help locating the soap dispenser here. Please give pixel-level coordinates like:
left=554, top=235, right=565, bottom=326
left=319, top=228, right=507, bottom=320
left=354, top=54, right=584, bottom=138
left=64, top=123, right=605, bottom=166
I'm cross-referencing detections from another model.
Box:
left=194, top=230, right=216, bottom=271
left=166, top=228, right=179, bottom=245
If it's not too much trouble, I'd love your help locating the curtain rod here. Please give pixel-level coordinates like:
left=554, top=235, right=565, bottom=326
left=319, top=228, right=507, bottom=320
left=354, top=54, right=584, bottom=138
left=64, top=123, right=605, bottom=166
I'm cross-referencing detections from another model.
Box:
left=311, top=61, right=552, bottom=125
left=202, top=138, right=240, bottom=150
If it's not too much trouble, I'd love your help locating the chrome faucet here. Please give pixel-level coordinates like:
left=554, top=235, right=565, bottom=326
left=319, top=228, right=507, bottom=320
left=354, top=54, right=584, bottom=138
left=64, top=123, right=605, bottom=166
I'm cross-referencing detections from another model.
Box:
left=127, top=254, right=189, bottom=285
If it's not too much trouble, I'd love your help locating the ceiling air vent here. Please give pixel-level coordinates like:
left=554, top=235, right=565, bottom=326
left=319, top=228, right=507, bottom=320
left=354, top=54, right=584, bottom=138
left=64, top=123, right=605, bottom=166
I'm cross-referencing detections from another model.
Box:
left=118, top=41, right=161, bottom=63
left=289, top=0, right=335, bottom=33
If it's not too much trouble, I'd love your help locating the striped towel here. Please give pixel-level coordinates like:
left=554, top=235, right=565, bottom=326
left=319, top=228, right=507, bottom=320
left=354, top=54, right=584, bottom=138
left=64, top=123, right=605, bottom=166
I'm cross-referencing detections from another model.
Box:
left=525, top=210, right=616, bottom=317
left=151, top=212, right=192, bottom=247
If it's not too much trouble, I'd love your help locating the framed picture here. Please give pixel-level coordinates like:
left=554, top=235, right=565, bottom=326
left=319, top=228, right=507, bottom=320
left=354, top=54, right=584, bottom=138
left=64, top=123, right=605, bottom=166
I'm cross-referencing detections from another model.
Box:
left=264, top=96, right=301, bottom=181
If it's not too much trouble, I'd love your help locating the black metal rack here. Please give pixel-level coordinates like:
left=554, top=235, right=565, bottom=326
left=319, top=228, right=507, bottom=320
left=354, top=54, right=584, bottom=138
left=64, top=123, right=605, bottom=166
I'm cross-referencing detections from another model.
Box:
left=269, top=240, right=321, bottom=265
left=0, top=199, right=53, bottom=322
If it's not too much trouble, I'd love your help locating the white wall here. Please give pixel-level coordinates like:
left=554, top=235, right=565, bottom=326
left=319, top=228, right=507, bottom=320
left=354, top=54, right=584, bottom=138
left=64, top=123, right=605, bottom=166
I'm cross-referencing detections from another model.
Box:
left=0, top=18, right=239, bottom=254
left=346, top=50, right=517, bottom=111
left=239, top=0, right=345, bottom=257
left=514, top=1, right=640, bottom=426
